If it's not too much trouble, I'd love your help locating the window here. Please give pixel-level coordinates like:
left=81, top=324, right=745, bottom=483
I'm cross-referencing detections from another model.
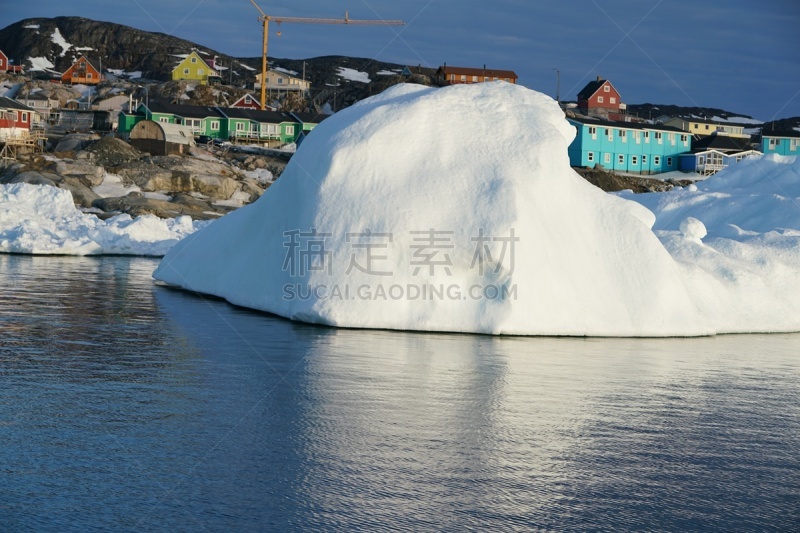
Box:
left=159, top=117, right=169, bottom=123
left=610, top=97, right=616, bottom=104
left=699, top=156, right=705, bottom=165
left=278, top=78, right=284, bottom=84
left=473, top=75, right=478, bottom=82
left=644, top=131, right=650, bottom=143
left=680, top=134, right=688, bottom=144
left=588, top=126, right=597, bottom=139
left=606, top=128, right=613, bottom=141
left=705, top=125, right=710, bottom=130
left=286, top=125, right=295, bottom=135
left=631, top=155, right=638, bottom=165
left=210, top=121, right=219, bottom=130
left=655, top=132, right=663, bottom=144
left=0, top=59, right=3, bottom=67
left=619, top=130, right=627, bottom=142
left=597, top=96, right=604, bottom=103
left=604, top=85, right=610, bottom=92
left=450, top=74, right=455, bottom=81
left=191, top=57, right=197, bottom=63
left=461, top=75, right=467, bottom=81
left=634, top=131, right=641, bottom=144
left=792, top=139, right=798, bottom=150
left=604, top=153, right=611, bottom=164
left=184, top=68, right=189, bottom=75
left=484, top=77, right=490, bottom=82
left=87, top=73, right=93, bottom=79
left=642, top=155, right=647, bottom=165
left=769, top=138, right=778, bottom=148
left=21, top=112, right=28, bottom=122
left=669, top=133, right=675, bottom=145
left=198, top=68, right=204, bottom=75
left=618, top=154, right=625, bottom=164
left=654, top=156, right=661, bottom=166
left=667, top=157, right=673, bottom=166
left=587, top=152, right=595, bottom=162
left=504, top=78, right=510, bottom=82
left=236, top=122, right=246, bottom=131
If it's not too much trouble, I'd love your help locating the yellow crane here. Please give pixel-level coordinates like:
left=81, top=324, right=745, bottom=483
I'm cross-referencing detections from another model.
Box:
left=249, top=0, right=404, bottom=110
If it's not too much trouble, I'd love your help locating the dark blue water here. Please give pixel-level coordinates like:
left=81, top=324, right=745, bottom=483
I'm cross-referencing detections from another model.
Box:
left=1, top=254, right=798, bottom=531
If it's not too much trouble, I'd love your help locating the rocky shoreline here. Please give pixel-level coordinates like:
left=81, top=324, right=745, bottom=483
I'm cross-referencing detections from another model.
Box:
left=1, top=133, right=289, bottom=220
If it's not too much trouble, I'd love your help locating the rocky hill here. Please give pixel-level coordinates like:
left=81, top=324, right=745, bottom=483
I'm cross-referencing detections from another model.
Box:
left=624, top=103, right=761, bottom=124
left=0, top=17, right=422, bottom=110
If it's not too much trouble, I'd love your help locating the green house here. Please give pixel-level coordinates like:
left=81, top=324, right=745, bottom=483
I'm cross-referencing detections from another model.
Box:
left=217, top=108, right=302, bottom=145
left=118, top=102, right=227, bottom=138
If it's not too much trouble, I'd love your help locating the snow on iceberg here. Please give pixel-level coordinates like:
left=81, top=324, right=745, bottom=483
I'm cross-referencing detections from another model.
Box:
left=622, top=154, right=800, bottom=334
left=154, top=82, right=713, bottom=336
left=0, top=183, right=207, bottom=256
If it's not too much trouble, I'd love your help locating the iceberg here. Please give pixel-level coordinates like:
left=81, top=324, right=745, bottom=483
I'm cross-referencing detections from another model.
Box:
left=0, top=183, right=206, bottom=256
left=154, top=82, right=720, bottom=336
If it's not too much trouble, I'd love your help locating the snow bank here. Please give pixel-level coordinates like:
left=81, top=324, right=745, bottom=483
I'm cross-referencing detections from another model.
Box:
left=620, top=154, right=800, bottom=334
left=155, top=82, right=714, bottom=336
left=0, top=183, right=207, bottom=256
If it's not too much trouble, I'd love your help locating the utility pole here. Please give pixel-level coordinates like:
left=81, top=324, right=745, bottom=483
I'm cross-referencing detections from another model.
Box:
left=249, top=0, right=404, bottom=110
left=553, top=68, right=560, bottom=102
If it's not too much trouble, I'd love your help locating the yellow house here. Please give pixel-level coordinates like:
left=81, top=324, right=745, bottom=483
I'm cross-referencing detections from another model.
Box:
left=254, top=71, right=311, bottom=94
left=663, top=117, right=750, bottom=139
left=171, top=51, right=219, bottom=85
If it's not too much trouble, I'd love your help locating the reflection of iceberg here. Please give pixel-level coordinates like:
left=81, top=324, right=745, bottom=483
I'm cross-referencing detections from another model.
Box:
left=154, top=83, right=708, bottom=336
left=152, top=288, right=800, bottom=529
left=154, top=83, right=800, bottom=336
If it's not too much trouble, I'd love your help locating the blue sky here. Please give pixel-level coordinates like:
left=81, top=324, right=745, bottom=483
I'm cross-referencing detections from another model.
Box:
left=2, top=0, right=799, bottom=120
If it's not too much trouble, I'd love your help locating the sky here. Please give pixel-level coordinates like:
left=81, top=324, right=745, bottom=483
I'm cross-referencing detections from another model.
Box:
left=2, top=0, right=799, bottom=120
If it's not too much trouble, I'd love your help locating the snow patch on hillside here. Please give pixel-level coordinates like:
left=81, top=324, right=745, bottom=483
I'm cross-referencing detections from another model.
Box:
left=337, top=67, right=371, bottom=83
left=27, top=56, right=56, bottom=72
left=51, top=28, right=72, bottom=57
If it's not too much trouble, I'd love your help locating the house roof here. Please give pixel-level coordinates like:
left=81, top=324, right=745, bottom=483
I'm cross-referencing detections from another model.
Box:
left=290, top=112, right=328, bottom=124
left=669, top=116, right=745, bottom=127
left=0, top=96, right=35, bottom=112
left=691, top=134, right=752, bottom=153
left=145, top=101, right=225, bottom=119
left=762, top=129, right=800, bottom=139
left=437, top=65, right=518, bottom=79
left=577, top=78, right=619, bottom=100
left=568, top=115, right=687, bottom=134
left=219, top=107, right=295, bottom=123
left=158, top=122, right=196, bottom=145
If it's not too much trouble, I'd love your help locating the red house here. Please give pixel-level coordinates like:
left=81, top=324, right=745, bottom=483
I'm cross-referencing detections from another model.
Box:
left=230, top=93, right=271, bottom=110
left=435, top=65, right=518, bottom=85
left=61, top=55, right=102, bottom=85
left=577, top=77, right=624, bottom=119
left=0, top=50, right=23, bottom=73
left=0, top=96, right=36, bottom=142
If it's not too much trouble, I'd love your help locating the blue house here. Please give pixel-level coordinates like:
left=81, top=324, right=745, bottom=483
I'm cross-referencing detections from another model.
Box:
left=567, top=117, right=691, bottom=174
left=761, top=130, right=800, bottom=155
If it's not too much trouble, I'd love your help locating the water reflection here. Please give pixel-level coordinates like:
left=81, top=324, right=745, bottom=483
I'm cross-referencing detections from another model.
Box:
left=1, top=255, right=798, bottom=530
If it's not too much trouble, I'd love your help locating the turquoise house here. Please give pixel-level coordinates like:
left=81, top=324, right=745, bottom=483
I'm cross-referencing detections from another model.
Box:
left=761, top=130, right=800, bottom=156
left=567, top=117, right=692, bottom=174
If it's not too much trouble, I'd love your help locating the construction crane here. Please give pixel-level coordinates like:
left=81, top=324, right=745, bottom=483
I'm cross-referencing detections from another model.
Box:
left=249, top=0, right=404, bottom=110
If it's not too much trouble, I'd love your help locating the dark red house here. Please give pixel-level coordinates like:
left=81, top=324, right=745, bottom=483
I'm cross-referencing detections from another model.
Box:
left=577, top=77, right=623, bottom=118
left=435, top=65, right=518, bottom=85
left=0, top=96, right=36, bottom=142
left=0, top=50, right=23, bottom=73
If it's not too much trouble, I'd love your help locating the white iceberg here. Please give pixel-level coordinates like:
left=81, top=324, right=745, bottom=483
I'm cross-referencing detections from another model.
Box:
left=622, top=154, right=800, bottom=334
left=154, top=82, right=719, bottom=336
left=0, top=183, right=207, bottom=256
